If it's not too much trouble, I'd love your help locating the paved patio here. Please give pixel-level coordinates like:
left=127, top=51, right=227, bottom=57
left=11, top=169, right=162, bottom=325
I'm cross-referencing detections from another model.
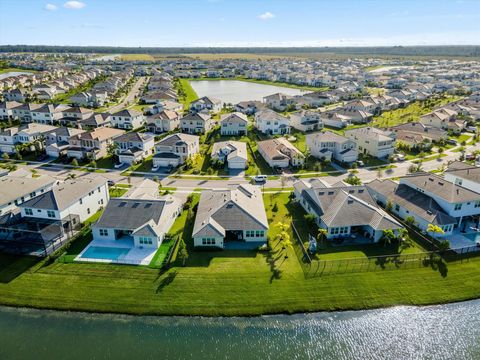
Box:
left=76, top=238, right=157, bottom=265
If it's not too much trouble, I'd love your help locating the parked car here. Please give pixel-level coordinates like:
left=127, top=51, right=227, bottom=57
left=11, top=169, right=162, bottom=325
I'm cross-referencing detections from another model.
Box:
left=466, top=126, right=477, bottom=133
left=252, top=175, right=267, bottom=183
left=446, top=139, right=458, bottom=145
left=357, top=160, right=365, bottom=167
left=107, top=180, right=115, bottom=186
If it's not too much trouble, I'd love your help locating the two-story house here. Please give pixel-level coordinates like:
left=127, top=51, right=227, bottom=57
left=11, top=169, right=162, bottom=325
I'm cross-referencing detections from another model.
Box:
left=254, top=109, right=290, bottom=135
left=19, top=176, right=109, bottom=224
left=44, top=127, right=86, bottom=158
left=190, top=96, right=222, bottom=113
left=263, top=93, right=296, bottom=111
left=344, top=127, right=396, bottom=159
left=211, top=140, right=248, bottom=169
left=289, top=110, right=323, bottom=132
left=220, top=112, right=248, bottom=136
left=67, top=127, right=125, bottom=160
left=145, top=110, right=180, bottom=133
left=180, top=112, right=214, bottom=134
left=306, top=131, right=358, bottom=163
left=152, top=133, right=200, bottom=168
left=114, top=132, right=155, bottom=165
left=110, top=109, right=145, bottom=130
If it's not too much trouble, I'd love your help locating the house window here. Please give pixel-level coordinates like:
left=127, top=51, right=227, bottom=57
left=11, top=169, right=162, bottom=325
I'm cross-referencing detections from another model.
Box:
left=87, top=208, right=91, bottom=214
left=475, top=201, right=480, bottom=208
left=454, top=203, right=462, bottom=211
left=395, top=204, right=400, bottom=211
left=29, top=192, right=36, bottom=198
left=25, top=208, right=33, bottom=215
left=99, top=229, right=108, bottom=236
left=202, top=238, right=216, bottom=245
left=47, top=210, right=55, bottom=218
left=79, top=198, right=83, bottom=205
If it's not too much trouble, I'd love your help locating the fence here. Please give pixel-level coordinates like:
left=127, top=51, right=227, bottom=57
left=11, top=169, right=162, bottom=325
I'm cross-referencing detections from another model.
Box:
left=290, top=221, right=480, bottom=279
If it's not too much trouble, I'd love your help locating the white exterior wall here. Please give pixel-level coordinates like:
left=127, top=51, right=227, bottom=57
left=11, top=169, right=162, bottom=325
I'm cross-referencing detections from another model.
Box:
left=193, top=236, right=224, bottom=248
left=21, top=183, right=109, bottom=223
left=0, top=183, right=54, bottom=216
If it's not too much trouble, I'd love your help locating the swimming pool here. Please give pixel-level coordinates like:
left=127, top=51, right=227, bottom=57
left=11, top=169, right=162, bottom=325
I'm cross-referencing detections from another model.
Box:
left=80, top=246, right=130, bottom=261
left=463, top=232, right=480, bottom=243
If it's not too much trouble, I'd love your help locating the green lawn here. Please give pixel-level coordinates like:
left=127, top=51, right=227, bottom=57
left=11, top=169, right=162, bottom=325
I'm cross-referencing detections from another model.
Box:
left=109, top=187, right=128, bottom=198
left=176, top=79, right=198, bottom=111
left=0, top=193, right=480, bottom=316
left=0, top=67, right=37, bottom=74
left=370, top=95, right=464, bottom=129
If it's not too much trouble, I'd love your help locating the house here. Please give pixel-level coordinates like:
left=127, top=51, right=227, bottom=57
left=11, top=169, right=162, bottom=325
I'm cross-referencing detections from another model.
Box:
left=444, top=161, right=480, bottom=194
left=211, top=141, right=248, bottom=169
left=235, top=100, right=265, bottom=115
left=59, top=106, right=95, bottom=127
left=344, top=127, right=396, bottom=159
left=190, top=96, right=222, bottom=113
left=0, top=127, right=19, bottom=154
left=145, top=110, right=180, bottom=133
left=220, top=112, right=248, bottom=136
left=320, top=112, right=351, bottom=129
left=90, top=193, right=181, bottom=261
left=420, top=109, right=465, bottom=133
left=258, top=137, right=304, bottom=168
left=19, top=176, right=109, bottom=224
left=306, top=131, right=358, bottom=163
left=180, top=112, right=214, bottom=134
left=367, top=179, right=456, bottom=237
left=301, top=92, right=338, bottom=107
left=294, top=178, right=403, bottom=242
left=12, top=123, right=57, bottom=148
left=289, top=110, right=323, bottom=132
left=67, top=127, right=125, bottom=160
left=192, top=185, right=269, bottom=249
left=0, top=101, right=22, bottom=120
left=77, top=113, right=111, bottom=129
left=152, top=133, right=200, bottom=168
left=3, top=88, right=29, bottom=102
left=254, top=109, right=290, bottom=135
left=29, top=104, right=64, bottom=125
left=114, top=132, right=155, bottom=165
left=388, top=122, right=447, bottom=147
left=398, top=172, right=480, bottom=230
left=263, top=93, right=296, bottom=111
left=110, top=109, right=144, bottom=130
left=0, top=174, right=56, bottom=218
left=336, top=108, right=373, bottom=124
left=44, top=127, right=86, bottom=158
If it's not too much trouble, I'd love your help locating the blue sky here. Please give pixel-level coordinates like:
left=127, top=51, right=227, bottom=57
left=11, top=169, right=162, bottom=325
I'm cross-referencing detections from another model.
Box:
left=1, top=0, right=479, bottom=47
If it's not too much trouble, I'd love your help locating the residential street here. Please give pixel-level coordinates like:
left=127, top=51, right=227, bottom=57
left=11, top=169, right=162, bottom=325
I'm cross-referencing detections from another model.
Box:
left=105, top=76, right=148, bottom=114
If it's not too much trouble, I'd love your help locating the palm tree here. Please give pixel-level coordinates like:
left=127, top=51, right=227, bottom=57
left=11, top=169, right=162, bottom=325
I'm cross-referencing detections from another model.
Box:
left=317, top=228, right=328, bottom=245
left=275, top=222, right=292, bottom=259
left=437, top=239, right=450, bottom=254
left=427, top=224, right=445, bottom=237
left=381, top=229, right=396, bottom=247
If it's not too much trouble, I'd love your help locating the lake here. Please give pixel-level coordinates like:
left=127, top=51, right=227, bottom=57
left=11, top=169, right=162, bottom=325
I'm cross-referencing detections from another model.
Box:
left=1, top=300, right=479, bottom=360
left=189, top=80, right=308, bottom=104
left=0, top=71, right=32, bottom=80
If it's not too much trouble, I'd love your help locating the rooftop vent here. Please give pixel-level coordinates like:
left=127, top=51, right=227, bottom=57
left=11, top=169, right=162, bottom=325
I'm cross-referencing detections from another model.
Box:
left=132, top=202, right=140, bottom=208
left=119, top=202, right=127, bottom=207
left=145, top=203, right=152, bottom=208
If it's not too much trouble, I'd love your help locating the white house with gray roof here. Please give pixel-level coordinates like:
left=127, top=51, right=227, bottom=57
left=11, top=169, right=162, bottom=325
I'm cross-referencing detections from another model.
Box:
left=152, top=133, right=199, bottom=168
left=19, top=176, right=109, bottom=223
left=306, top=131, right=358, bottom=163
left=110, top=109, right=144, bottom=130
left=220, top=112, right=248, bottom=136
left=344, top=127, right=396, bottom=159
left=180, top=112, right=214, bottom=134
left=192, top=185, right=269, bottom=249
left=114, top=132, right=155, bottom=165
left=0, top=174, right=57, bottom=219
left=254, top=109, right=290, bottom=135
left=294, top=178, right=402, bottom=242
left=211, top=140, right=248, bottom=169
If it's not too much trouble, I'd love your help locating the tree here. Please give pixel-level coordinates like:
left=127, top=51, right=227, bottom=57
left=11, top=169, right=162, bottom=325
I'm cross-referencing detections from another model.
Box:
left=427, top=224, right=445, bottom=237
left=344, top=174, right=361, bottom=186
left=1, top=152, right=9, bottom=161
left=381, top=229, right=396, bottom=247
left=177, top=238, right=189, bottom=266
left=317, top=228, right=328, bottom=245
left=107, top=142, right=118, bottom=157
left=386, top=200, right=393, bottom=211
left=404, top=216, right=416, bottom=227
left=437, top=239, right=450, bottom=254
left=71, top=158, right=79, bottom=166
left=275, top=222, right=292, bottom=258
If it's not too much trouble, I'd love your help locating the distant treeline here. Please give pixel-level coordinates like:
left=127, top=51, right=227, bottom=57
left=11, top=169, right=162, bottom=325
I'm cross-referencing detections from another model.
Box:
left=1, top=45, right=480, bottom=57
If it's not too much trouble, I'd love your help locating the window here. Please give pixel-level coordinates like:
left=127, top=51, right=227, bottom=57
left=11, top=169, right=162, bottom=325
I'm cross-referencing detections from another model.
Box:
left=87, top=208, right=91, bottom=214
left=475, top=201, right=480, bottom=208
left=25, top=208, right=33, bottom=215
left=79, top=198, right=83, bottom=205
left=202, top=238, right=216, bottom=245
left=29, top=192, right=36, bottom=198
left=47, top=210, right=55, bottom=218
left=99, top=229, right=108, bottom=236
left=454, top=203, right=462, bottom=211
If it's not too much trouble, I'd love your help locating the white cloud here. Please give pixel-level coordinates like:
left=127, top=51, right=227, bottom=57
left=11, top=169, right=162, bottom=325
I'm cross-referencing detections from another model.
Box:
left=258, top=12, right=275, bottom=21
left=45, top=3, right=57, bottom=10
left=63, top=1, right=86, bottom=9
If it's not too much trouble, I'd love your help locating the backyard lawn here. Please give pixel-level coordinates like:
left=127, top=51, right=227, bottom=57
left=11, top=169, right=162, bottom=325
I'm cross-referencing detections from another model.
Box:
left=176, top=79, right=198, bottom=110
left=0, top=194, right=479, bottom=316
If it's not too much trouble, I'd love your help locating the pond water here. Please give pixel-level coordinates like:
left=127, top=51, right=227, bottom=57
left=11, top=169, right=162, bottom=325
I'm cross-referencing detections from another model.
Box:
left=1, top=300, right=479, bottom=359
left=189, top=80, right=308, bottom=104
left=0, top=71, right=32, bottom=80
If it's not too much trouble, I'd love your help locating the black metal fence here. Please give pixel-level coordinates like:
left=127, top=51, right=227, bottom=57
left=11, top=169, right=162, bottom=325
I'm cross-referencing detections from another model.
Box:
left=290, top=221, right=480, bottom=279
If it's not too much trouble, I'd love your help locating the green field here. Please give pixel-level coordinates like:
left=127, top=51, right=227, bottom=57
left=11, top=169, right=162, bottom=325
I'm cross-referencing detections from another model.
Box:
left=175, top=79, right=199, bottom=110
left=371, top=95, right=464, bottom=128
left=0, top=67, right=38, bottom=74
left=0, top=193, right=480, bottom=316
